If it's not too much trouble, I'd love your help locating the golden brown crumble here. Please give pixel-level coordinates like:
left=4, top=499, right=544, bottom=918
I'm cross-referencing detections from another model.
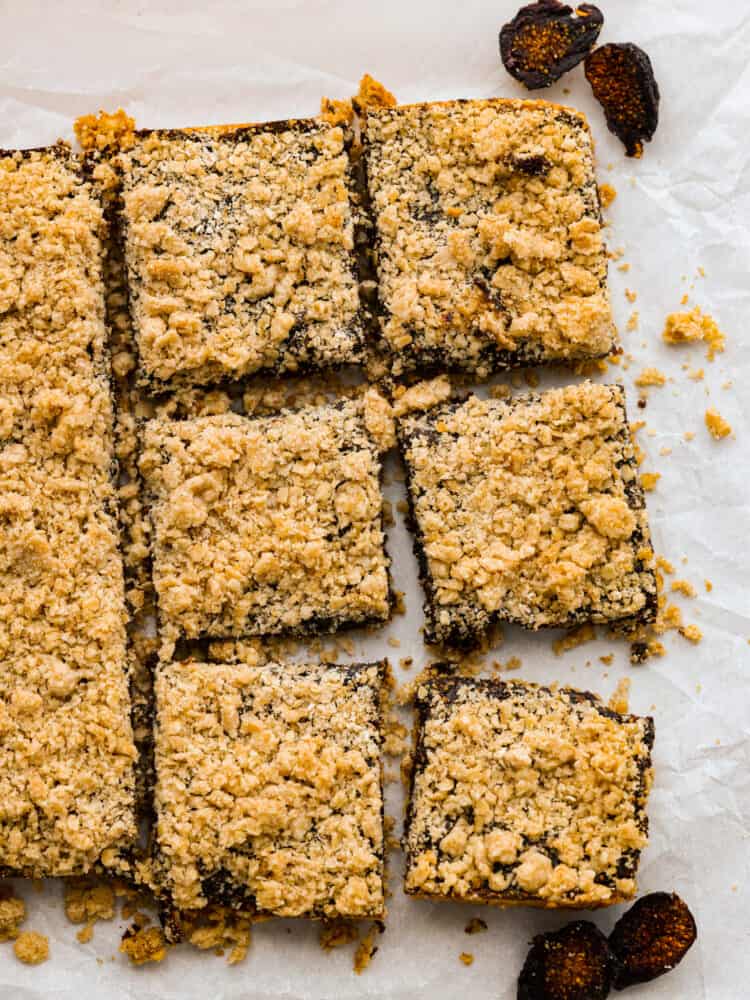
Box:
left=353, top=922, right=380, bottom=973
left=598, top=183, right=617, bottom=208
left=635, top=367, right=665, bottom=387
left=398, top=383, right=656, bottom=646
left=671, top=579, right=696, bottom=598
left=183, top=905, right=252, bottom=964
left=65, top=880, right=116, bottom=944
left=363, top=99, right=615, bottom=377
left=152, top=659, right=386, bottom=917
left=663, top=307, right=726, bottom=360
left=354, top=74, right=398, bottom=112
left=0, top=147, right=136, bottom=877
left=552, top=624, right=596, bottom=656
left=607, top=678, right=631, bottom=714
left=320, top=97, right=355, bottom=127
left=459, top=951, right=475, bottom=966
left=705, top=579, right=713, bottom=593
left=120, top=925, right=168, bottom=965
left=117, top=122, right=362, bottom=388
left=13, top=930, right=49, bottom=965
left=141, top=399, right=391, bottom=639
left=680, top=624, right=702, bottom=643
left=640, top=472, right=660, bottom=491
left=705, top=408, right=732, bottom=440
left=405, top=679, right=653, bottom=908
left=392, top=375, right=453, bottom=417
left=74, top=109, right=136, bottom=152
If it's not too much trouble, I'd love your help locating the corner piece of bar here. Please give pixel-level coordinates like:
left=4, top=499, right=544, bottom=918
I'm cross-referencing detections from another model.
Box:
left=0, top=145, right=137, bottom=878
left=151, top=658, right=387, bottom=921
left=404, top=677, right=654, bottom=908
left=116, top=120, right=364, bottom=390
left=140, top=397, right=392, bottom=641
left=397, top=382, right=656, bottom=648
left=361, top=98, right=615, bottom=379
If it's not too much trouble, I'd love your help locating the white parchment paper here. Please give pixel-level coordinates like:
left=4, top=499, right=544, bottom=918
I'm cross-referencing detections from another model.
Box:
left=0, top=0, right=748, bottom=996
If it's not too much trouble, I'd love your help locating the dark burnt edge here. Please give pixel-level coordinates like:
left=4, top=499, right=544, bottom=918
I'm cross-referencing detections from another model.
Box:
left=115, top=120, right=367, bottom=396
left=359, top=102, right=612, bottom=383
left=395, top=384, right=658, bottom=652
left=403, top=675, right=655, bottom=904
left=151, top=659, right=389, bottom=938
left=142, top=399, right=394, bottom=645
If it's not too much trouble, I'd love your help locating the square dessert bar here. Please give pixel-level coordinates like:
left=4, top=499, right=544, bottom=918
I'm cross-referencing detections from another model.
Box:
left=117, top=120, right=364, bottom=390
left=141, top=398, right=392, bottom=640
left=404, top=678, right=654, bottom=909
left=152, top=658, right=387, bottom=919
left=362, top=99, right=615, bottom=379
left=0, top=146, right=137, bottom=877
left=398, top=382, right=657, bottom=648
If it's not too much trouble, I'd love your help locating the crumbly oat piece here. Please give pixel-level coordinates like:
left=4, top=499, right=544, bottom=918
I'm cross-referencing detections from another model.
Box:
left=152, top=659, right=387, bottom=918
left=404, top=678, right=654, bottom=909
left=354, top=74, right=398, bottom=112
left=705, top=408, right=732, bottom=440
left=0, top=146, right=137, bottom=878
left=362, top=99, right=615, bottom=378
left=397, top=383, right=656, bottom=648
left=392, top=375, right=453, bottom=417
left=459, top=951, right=474, bottom=966
left=184, top=905, right=252, bottom=964
left=663, top=307, right=726, bottom=361
left=117, top=121, right=363, bottom=389
left=599, top=182, right=617, bottom=208
left=75, top=109, right=136, bottom=152
left=0, top=894, right=25, bottom=942
left=353, top=922, right=381, bottom=973
left=13, top=930, right=49, bottom=965
left=141, top=399, right=391, bottom=640
left=552, top=624, right=596, bottom=656
left=635, top=367, right=665, bottom=387
left=640, top=472, right=660, bottom=491
left=120, top=925, right=168, bottom=965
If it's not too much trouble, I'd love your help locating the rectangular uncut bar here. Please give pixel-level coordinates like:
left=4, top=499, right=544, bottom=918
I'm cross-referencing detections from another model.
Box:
left=0, top=146, right=137, bottom=877
left=397, top=382, right=656, bottom=648
left=152, top=658, right=387, bottom=919
left=362, top=98, right=615, bottom=379
left=141, top=398, right=392, bottom=641
left=404, top=677, right=654, bottom=909
left=117, top=120, right=364, bottom=390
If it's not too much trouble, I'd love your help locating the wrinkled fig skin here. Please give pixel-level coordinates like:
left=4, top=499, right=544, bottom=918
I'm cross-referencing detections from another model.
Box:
left=518, top=920, right=616, bottom=1000
left=500, top=0, right=604, bottom=90
left=584, top=43, right=660, bottom=157
left=609, top=892, right=697, bottom=989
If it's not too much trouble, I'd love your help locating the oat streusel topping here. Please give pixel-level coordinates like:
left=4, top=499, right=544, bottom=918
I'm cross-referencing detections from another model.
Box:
left=398, top=382, right=656, bottom=646
left=141, top=399, right=391, bottom=639
left=153, top=659, right=386, bottom=916
left=405, top=678, right=654, bottom=908
left=363, top=99, right=615, bottom=377
left=117, top=122, right=363, bottom=388
left=0, top=147, right=136, bottom=876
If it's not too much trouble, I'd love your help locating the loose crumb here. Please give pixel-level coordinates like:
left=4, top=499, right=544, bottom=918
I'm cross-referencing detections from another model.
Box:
left=684, top=431, right=696, bottom=441
left=0, top=894, right=26, bottom=942
left=459, top=952, right=475, bottom=966
left=399, top=656, right=413, bottom=671
left=656, top=556, right=674, bottom=575
left=13, top=931, right=49, bottom=965
left=464, top=917, right=488, bottom=935
left=354, top=74, right=397, bottom=111
left=552, top=624, right=596, bottom=656
left=608, top=677, right=631, bottom=714
left=680, top=293, right=689, bottom=306
left=65, top=882, right=116, bottom=944
left=353, top=924, right=380, bottom=974
left=635, top=368, right=666, bottom=387
left=680, top=624, right=703, bottom=644
left=705, top=409, right=732, bottom=440
left=185, top=907, right=252, bottom=964
left=626, top=311, right=639, bottom=331
left=659, top=446, right=672, bottom=456
left=687, top=368, right=704, bottom=381
left=705, top=580, right=713, bottom=592
left=640, top=472, right=660, bottom=491
left=618, top=262, right=631, bottom=272
left=671, top=580, right=696, bottom=598
left=625, top=289, right=637, bottom=304
left=599, top=654, right=614, bottom=665
left=119, top=926, right=168, bottom=966
left=663, top=307, right=726, bottom=360
left=74, top=108, right=136, bottom=151
left=387, top=636, right=401, bottom=649
left=599, top=183, right=617, bottom=208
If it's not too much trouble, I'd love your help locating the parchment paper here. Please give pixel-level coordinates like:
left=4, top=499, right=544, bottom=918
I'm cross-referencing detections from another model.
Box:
left=0, top=0, right=748, bottom=996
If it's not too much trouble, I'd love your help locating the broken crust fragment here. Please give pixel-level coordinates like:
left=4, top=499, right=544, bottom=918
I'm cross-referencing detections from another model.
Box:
left=705, top=408, right=732, bottom=440
left=662, top=307, right=726, bottom=361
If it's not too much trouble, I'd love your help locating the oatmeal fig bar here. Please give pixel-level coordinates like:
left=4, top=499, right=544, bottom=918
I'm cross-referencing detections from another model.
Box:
left=397, top=382, right=656, bottom=648
left=141, top=397, right=392, bottom=640
left=404, top=678, right=654, bottom=908
left=151, top=659, right=387, bottom=921
left=0, top=146, right=137, bottom=877
left=117, top=120, right=364, bottom=390
left=361, top=98, right=615, bottom=379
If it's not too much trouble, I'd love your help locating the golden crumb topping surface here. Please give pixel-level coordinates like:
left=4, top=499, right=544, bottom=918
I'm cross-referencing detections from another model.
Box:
left=398, top=383, right=655, bottom=644
left=153, top=659, right=386, bottom=917
left=405, top=679, right=653, bottom=908
left=141, top=399, right=391, bottom=639
left=363, top=99, right=614, bottom=377
left=118, top=122, right=362, bottom=387
left=0, top=147, right=136, bottom=877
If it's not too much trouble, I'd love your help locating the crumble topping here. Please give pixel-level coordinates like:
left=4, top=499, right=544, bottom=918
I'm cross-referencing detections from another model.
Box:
left=117, top=121, right=363, bottom=388
left=363, top=99, right=615, bottom=377
left=398, top=382, right=656, bottom=646
left=75, top=109, right=136, bottom=152
left=392, top=375, right=453, bottom=417
left=120, top=925, right=168, bottom=965
left=634, top=367, right=665, bottom=387
left=705, top=408, right=732, bottom=440
left=0, top=893, right=25, bottom=942
left=141, top=399, right=391, bottom=639
left=405, top=679, right=654, bottom=908
left=0, top=148, right=136, bottom=877
left=152, top=659, right=386, bottom=917
left=13, top=930, right=49, bottom=965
